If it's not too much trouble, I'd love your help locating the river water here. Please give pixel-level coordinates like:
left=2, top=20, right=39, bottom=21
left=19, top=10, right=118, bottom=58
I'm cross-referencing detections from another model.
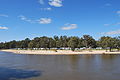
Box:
left=0, top=51, right=120, bottom=80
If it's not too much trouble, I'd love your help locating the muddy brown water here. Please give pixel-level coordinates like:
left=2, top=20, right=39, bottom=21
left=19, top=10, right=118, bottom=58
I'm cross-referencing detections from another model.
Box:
left=0, top=51, right=120, bottom=80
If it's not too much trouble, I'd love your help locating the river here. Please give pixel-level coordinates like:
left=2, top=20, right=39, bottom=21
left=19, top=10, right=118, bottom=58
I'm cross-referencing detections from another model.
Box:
left=0, top=51, right=120, bottom=80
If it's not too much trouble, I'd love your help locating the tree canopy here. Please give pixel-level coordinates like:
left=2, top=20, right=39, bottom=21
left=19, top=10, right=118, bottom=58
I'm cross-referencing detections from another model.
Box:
left=0, top=35, right=120, bottom=52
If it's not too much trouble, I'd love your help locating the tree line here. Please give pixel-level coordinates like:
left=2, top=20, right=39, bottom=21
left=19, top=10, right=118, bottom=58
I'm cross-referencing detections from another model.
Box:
left=0, top=35, right=120, bottom=51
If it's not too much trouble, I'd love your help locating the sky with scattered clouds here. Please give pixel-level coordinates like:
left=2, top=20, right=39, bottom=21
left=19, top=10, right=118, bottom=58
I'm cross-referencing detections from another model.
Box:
left=0, top=0, right=120, bottom=42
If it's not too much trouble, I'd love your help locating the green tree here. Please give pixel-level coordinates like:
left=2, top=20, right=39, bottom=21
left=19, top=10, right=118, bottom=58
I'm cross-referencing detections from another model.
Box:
left=28, top=40, right=35, bottom=49
left=0, top=42, right=4, bottom=49
left=82, top=35, right=96, bottom=48
left=40, top=36, right=49, bottom=49
left=99, top=36, right=116, bottom=52
left=48, top=38, right=55, bottom=49
left=9, top=40, right=17, bottom=49
left=68, top=37, right=79, bottom=51
left=78, top=38, right=84, bottom=48
left=114, top=36, right=120, bottom=51
left=54, top=36, right=61, bottom=48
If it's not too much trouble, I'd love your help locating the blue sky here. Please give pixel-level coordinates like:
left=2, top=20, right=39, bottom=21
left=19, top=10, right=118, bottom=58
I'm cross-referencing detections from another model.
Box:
left=0, top=0, right=120, bottom=42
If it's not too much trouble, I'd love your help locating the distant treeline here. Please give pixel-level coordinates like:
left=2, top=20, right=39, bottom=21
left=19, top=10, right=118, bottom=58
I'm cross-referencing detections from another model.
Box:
left=0, top=35, right=120, bottom=51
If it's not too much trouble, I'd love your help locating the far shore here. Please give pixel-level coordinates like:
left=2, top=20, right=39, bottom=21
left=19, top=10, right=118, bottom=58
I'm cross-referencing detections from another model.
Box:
left=1, top=49, right=120, bottom=55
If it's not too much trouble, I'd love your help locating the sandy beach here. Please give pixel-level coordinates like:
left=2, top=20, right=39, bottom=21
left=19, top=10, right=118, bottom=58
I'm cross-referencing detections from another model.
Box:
left=1, top=49, right=120, bottom=55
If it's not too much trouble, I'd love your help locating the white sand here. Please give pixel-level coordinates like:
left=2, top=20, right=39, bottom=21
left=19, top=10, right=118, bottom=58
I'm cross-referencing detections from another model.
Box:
left=1, top=49, right=120, bottom=55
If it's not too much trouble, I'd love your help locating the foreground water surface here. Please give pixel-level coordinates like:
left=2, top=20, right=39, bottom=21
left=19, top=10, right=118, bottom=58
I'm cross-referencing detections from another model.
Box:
left=0, top=51, right=120, bottom=80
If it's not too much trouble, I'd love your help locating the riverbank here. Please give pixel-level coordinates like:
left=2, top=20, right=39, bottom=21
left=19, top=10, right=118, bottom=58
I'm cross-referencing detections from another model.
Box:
left=1, top=49, right=120, bottom=55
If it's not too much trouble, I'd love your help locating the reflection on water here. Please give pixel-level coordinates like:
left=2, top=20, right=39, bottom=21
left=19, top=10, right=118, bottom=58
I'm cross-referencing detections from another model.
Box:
left=0, top=52, right=120, bottom=80
left=0, top=67, right=41, bottom=80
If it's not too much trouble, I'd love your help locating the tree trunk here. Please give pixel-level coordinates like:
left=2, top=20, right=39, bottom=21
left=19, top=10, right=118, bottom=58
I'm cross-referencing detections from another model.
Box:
left=117, top=48, right=120, bottom=52
left=109, top=47, right=112, bottom=52
left=71, top=48, right=75, bottom=51
left=106, top=49, right=107, bottom=52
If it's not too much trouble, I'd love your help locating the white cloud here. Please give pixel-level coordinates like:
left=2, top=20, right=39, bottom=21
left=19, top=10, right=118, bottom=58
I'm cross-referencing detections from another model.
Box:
left=18, top=15, right=52, bottom=24
left=49, top=0, right=63, bottom=7
left=0, top=26, right=8, bottom=30
left=38, top=18, right=52, bottom=24
left=41, top=7, right=52, bottom=11
left=104, top=24, right=110, bottom=26
left=101, top=30, right=120, bottom=35
left=105, top=11, right=120, bottom=26
left=61, top=24, right=78, bottom=30
left=39, top=0, right=44, bottom=4
left=0, top=14, right=8, bottom=17
left=18, top=15, right=34, bottom=23
left=104, top=22, right=120, bottom=26
left=116, top=11, right=120, bottom=16
left=117, top=11, right=120, bottom=14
